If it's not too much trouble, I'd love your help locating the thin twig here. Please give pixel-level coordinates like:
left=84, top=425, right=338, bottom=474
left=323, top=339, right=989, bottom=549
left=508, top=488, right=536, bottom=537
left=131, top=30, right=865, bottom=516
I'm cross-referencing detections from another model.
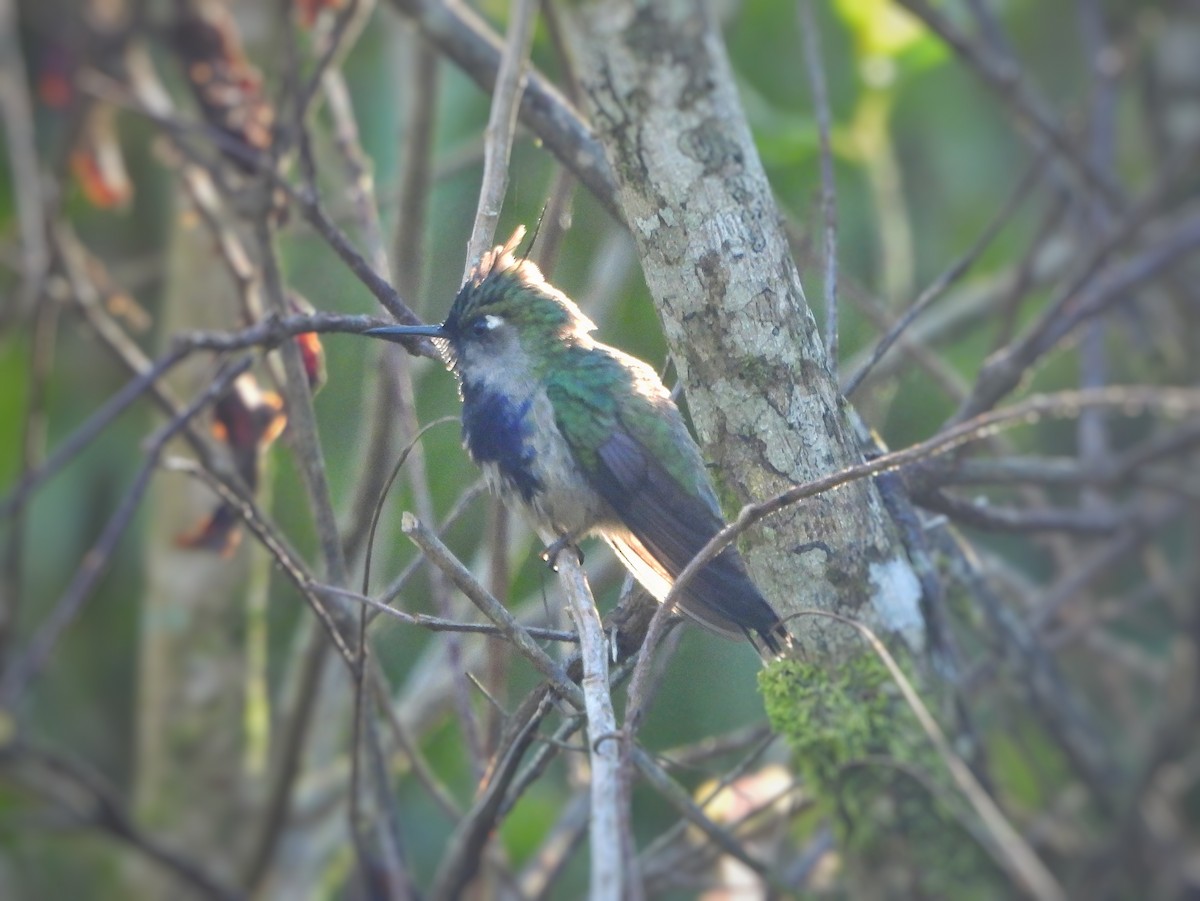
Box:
left=251, top=205, right=365, bottom=893
left=662, top=386, right=1200, bottom=626
left=0, top=357, right=253, bottom=709
left=52, top=223, right=212, bottom=466
left=843, top=151, right=1045, bottom=397
left=162, top=458, right=357, bottom=665
left=630, top=748, right=784, bottom=891
left=0, top=313, right=389, bottom=520
left=1, top=293, right=60, bottom=667
left=1075, top=0, right=1120, bottom=511
left=296, top=0, right=374, bottom=125
left=81, top=65, right=435, bottom=345
left=916, top=490, right=1131, bottom=536
left=0, top=0, right=48, bottom=316
left=462, top=0, right=539, bottom=274
left=551, top=551, right=625, bottom=901
left=930, top=523, right=1121, bottom=808
left=377, top=480, right=490, bottom=607
left=637, top=730, right=782, bottom=880
left=391, top=383, right=486, bottom=780
left=360, top=415, right=458, bottom=596
left=429, top=687, right=555, bottom=899
left=1027, top=500, right=1186, bottom=631
left=316, top=584, right=577, bottom=643
left=798, top=0, right=840, bottom=377
left=517, top=792, right=590, bottom=899
left=256, top=219, right=351, bottom=588
left=954, top=203, right=1200, bottom=423
left=4, top=741, right=244, bottom=901
left=241, top=622, right=331, bottom=894
left=835, top=232, right=1072, bottom=389
left=391, top=35, right=439, bottom=297
left=897, top=0, right=1122, bottom=210
left=990, top=189, right=1071, bottom=350
left=401, top=514, right=583, bottom=707
left=927, top=447, right=1195, bottom=489
left=366, top=7, right=490, bottom=777
left=370, top=674, right=463, bottom=820
left=384, top=0, right=621, bottom=220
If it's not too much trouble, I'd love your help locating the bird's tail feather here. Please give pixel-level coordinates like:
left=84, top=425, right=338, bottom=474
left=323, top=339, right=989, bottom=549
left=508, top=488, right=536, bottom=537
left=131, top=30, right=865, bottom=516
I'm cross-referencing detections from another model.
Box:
left=604, top=532, right=790, bottom=655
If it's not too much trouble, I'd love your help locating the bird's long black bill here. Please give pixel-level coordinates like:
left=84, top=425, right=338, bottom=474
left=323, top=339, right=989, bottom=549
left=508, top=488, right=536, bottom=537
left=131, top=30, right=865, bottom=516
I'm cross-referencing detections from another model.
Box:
left=363, top=324, right=447, bottom=341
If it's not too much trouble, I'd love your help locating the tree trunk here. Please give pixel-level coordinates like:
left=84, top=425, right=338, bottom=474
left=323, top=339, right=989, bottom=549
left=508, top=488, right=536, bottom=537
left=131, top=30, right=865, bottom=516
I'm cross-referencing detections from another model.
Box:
left=556, top=1, right=925, bottom=660
left=556, top=3, right=1019, bottom=896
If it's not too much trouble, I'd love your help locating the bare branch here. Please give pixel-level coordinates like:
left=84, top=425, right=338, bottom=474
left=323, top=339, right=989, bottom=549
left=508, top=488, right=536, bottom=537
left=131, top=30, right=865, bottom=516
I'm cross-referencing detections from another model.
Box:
left=662, top=386, right=1200, bottom=624
left=3, top=741, right=243, bottom=901
left=401, top=514, right=583, bottom=707
left=798, top=0, right=840, bottom=377
left=844, top=152, right=1045, bottom=397
left=0, top=357, right=253, bottom=709
left=552, top=553, right=625, bottom=901
left=384, top=0, right=620, bottom=219
left=0, top=0, right=48, bottom=316
left=462, top=0, right=538, bottom=273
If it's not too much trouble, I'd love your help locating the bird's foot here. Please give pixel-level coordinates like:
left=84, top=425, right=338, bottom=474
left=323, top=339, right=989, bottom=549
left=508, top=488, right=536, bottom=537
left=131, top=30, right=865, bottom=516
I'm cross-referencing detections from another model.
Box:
left=541, top=534, right=584, bottom=572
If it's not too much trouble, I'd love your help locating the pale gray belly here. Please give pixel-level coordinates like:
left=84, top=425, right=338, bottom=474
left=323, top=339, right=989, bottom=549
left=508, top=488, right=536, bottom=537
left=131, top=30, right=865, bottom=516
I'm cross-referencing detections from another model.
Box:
left=478, top=391, right=610, bottom=538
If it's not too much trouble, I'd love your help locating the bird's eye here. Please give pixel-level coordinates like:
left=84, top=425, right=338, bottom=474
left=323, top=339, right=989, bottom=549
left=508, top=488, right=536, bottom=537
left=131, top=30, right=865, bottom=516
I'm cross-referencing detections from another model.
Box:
left=469, top=315, right=503, bottom=338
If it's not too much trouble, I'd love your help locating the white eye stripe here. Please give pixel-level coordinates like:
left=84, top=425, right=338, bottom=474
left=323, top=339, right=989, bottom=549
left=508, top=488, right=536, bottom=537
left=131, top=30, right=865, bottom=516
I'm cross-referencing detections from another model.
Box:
left=482, top=314, right=504, bottom=330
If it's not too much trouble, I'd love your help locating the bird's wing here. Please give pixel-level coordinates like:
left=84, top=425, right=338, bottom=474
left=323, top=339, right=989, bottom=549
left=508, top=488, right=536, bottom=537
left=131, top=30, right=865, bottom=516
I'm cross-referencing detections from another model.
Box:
left=595, top=429, right=756, bottom=641
left=547, top=349, right=781, bottom=645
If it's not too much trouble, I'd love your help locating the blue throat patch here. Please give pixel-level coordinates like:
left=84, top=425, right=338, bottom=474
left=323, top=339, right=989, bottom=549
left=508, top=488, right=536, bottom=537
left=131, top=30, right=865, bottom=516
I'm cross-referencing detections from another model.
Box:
left=461, top=381, right=542, bottom=502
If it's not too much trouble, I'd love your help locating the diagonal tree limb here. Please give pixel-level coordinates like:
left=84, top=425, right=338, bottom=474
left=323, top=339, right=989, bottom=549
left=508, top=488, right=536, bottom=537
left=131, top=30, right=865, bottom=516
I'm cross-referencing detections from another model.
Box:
left=384, top=0, right=621, bottom=220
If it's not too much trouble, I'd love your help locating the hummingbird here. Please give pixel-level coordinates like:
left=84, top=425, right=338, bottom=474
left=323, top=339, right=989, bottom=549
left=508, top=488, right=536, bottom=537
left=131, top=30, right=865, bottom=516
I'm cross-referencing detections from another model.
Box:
left=366, top=230, right=789, bottom=658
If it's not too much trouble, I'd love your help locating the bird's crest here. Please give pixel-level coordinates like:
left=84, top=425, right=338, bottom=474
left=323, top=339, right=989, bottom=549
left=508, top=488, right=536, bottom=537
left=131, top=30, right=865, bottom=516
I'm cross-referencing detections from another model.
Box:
left=470, top=225, right=528, bottom=289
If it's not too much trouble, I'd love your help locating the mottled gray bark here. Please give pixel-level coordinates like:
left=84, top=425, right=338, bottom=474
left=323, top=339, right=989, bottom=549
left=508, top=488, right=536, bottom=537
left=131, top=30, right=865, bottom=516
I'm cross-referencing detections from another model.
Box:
left=550, top=6, right=1052, bottom=897
left=557, top=1, right=924, bottom=660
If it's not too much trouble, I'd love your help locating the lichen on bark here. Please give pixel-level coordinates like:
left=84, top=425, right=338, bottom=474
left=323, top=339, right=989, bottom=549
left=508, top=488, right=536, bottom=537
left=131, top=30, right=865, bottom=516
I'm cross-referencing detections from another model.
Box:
left=760, top=657, right=1008, bottom=898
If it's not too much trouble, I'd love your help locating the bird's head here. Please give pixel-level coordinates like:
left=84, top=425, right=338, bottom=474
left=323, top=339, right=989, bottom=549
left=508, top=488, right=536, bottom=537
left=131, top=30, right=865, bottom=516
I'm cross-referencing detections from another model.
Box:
left=366, top=228, right=596, bottom=386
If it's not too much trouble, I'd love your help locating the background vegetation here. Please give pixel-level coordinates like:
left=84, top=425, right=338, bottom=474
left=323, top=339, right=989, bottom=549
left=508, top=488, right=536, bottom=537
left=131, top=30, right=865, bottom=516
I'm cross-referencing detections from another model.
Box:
left=1, top=0, right=1198, bottom=897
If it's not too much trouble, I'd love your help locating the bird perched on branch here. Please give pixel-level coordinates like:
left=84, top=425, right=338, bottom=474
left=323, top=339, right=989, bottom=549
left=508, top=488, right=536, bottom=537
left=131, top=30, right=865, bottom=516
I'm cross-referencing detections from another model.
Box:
left=366, top=229, right=789, bottom=658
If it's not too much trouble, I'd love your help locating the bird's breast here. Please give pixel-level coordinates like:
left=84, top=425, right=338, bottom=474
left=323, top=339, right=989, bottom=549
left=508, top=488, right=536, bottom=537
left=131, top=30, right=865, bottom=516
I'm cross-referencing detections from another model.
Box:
left=461, top=384, right=541, bottom=503
left=461, top=383, right=606, bottom=536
